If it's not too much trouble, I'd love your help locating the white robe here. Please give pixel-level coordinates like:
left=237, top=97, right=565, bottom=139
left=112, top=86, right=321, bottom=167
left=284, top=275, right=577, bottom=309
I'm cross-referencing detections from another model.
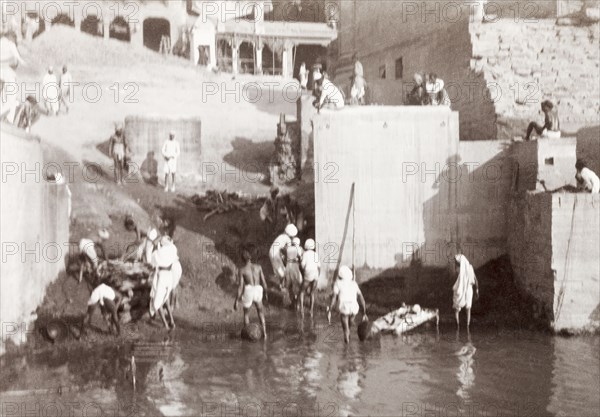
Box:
left=149, top=242, right=179, bottom=316
left=453, top=255, right=476, bottom=311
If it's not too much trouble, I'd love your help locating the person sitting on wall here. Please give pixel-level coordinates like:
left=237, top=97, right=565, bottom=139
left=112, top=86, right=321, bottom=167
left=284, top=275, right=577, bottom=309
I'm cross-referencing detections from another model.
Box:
left=425, top=73, right=451, bottom=107
left=406, top=73, right=427, bottom=105
left=316, top=73, right=345, bottom=113
left=575, top=159, right=600, bottom=193
left=524, top=100, right=560, bottom=141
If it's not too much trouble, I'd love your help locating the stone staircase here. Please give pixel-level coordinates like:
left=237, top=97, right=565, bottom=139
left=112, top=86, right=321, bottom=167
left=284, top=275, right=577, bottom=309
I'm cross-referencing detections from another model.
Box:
left=469, top=18, right=600, bottom=139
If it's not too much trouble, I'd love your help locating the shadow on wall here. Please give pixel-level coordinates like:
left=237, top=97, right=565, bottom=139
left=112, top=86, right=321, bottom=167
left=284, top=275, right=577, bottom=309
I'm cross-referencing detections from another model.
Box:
left=420, top=146, right=512, bottom=269
left=223, top=137, right=274, bottom=176
left=355, top=146, right=515, bottom=315
left=359, top=255, right=537, bottom=326
left=576, top=125, right=600, bottom=175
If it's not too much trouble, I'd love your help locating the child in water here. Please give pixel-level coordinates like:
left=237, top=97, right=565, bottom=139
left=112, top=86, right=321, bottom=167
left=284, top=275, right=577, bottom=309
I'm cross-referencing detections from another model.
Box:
left=328, top=265, right=368, bottom=343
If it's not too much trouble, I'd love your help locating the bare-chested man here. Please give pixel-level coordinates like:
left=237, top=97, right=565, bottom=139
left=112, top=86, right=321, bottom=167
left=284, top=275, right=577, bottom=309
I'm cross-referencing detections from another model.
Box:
left=525, top=100, right=560, bottom=141
left=234, top=250, right=268, bottom=339
left=109, top=124, right=128, bottom=185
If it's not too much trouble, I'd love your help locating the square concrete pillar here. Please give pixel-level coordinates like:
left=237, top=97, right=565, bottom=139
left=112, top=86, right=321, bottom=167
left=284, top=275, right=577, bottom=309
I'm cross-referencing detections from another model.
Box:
left=255, top=46, right=263, bottom=74
left=232, top=44, right=239, bottom=74
left=103, top=20, right=110, bottom=41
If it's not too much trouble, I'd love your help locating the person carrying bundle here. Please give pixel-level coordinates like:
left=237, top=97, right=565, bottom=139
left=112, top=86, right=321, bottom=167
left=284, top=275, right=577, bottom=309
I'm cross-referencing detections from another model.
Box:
left=78, top=229, right=110, bottom=284
left=269, top=223, right=296, bottom=283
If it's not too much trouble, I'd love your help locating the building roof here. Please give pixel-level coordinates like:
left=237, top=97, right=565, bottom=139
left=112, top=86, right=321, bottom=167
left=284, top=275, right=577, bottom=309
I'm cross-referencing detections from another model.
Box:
left=219, top=19, right=337, bottom=45
left=191, top=0, right=274, bottom=19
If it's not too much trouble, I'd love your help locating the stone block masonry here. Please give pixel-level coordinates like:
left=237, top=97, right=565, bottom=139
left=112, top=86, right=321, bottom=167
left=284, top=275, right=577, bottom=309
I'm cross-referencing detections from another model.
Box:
left=509, top=191, right=600, bottom=332
left=471, top=18, right=600, bottom=139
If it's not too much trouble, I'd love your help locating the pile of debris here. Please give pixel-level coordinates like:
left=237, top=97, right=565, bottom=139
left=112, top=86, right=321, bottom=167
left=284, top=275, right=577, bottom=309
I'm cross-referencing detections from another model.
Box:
left=191, top=190, right=259, bottom=221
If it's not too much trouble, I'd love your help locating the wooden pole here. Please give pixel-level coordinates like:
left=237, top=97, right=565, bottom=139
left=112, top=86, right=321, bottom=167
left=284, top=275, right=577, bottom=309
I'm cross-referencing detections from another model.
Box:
left=333, top=183, right=355, bottom=286
left=352, top=183, right=356, bottom=280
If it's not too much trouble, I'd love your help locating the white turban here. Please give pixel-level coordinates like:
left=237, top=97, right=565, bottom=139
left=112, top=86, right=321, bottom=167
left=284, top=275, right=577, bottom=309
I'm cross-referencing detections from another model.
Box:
left=338, top=265, right=353, bottom=281
left=285, top=224, right=298, bottom=238
left=304, top=239, right=316, bottom=250
left=147, top=228, right=158, bottom=241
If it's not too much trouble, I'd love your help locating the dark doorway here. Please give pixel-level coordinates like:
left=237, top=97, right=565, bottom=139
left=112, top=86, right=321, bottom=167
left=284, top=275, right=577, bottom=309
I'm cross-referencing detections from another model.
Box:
left=293, top=44, right=326, bottom=79
left=217, top=38, right=233, bottom=72
left=143, top=18, right=170, bottom=52
left=110, top=16, right=131, bottom=42
left=239, top=41, right=254, bottom=74
left=262, top=44, right=282, bottom=76
left=198, top=45, right=210, bottom=66
left=80, top=15, right=102, bottom=37
left=51, top=14, right=74, bottom=27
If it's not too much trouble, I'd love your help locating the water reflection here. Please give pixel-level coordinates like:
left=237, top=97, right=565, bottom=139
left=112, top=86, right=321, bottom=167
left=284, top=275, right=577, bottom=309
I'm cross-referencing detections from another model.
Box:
left=1, top=323, right=599, bottom=417
left=141, top=342, right=194, bottom=417
left=455, top=332, right=476, bottom=402
left=301, top=349, right=323, bottom=397
left=549, top=336, right=600, bottom=417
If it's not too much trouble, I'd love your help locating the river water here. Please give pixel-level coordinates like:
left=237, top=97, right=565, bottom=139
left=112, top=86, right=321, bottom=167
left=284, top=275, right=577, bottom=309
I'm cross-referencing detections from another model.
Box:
left=1, top=313, right=599, bottom=417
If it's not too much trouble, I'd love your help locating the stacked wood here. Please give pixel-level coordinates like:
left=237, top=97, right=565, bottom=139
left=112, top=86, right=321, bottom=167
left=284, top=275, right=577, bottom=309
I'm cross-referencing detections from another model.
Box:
left=101, top=260, right=154, bottom=289
left=190, top=190, right=259, bottom=221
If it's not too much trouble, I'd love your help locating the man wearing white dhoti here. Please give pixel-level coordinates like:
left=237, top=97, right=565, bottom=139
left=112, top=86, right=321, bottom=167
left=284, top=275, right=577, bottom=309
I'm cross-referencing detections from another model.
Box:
left=453, top=254, right=479, bottom=330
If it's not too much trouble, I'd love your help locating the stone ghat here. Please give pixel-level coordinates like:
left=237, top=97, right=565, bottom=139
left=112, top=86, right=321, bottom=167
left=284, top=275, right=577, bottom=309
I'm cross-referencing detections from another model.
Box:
left=470, top=18, right=600, bottom=138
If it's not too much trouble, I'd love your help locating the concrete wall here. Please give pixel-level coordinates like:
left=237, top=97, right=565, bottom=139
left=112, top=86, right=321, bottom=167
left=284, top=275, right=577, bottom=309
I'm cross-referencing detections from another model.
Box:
left=453, top=140, right=513, bottom=266
left=310, top=106, right=515, bottom=277
left=0, top=123, right=70, bottom=354
left=550, top=193, right=600, bottom=331
left=508, top=191, right=600, bottom=332
left=124, top=115, right=202, bottom=178
left=508, top=191, right=555, bottom=315
left=576, top=126, right=600, bottom=176
left=473, top=18, right=600, bottom=139
left=512, top=138, right=578, bottom=192
left=313, top=106, right=460, bottom=276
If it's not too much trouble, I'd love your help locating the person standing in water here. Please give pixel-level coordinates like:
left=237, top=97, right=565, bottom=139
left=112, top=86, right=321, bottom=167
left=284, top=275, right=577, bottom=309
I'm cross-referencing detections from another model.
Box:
left=283, top=236, right=303, bottom=310
left=269, top=223, right=296, bottom=283
left=300, top=238, right=320, bottom=318
left=234, top=249, right=268, bottom=339
left=453, top=254, right=479, bottom=330
left=328, top=265, right=368, bottom=344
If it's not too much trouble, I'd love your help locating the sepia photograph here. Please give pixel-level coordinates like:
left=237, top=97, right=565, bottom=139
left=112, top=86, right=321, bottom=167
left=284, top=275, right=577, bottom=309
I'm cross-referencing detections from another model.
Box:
left=0, top=0, right=599, bottom=416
